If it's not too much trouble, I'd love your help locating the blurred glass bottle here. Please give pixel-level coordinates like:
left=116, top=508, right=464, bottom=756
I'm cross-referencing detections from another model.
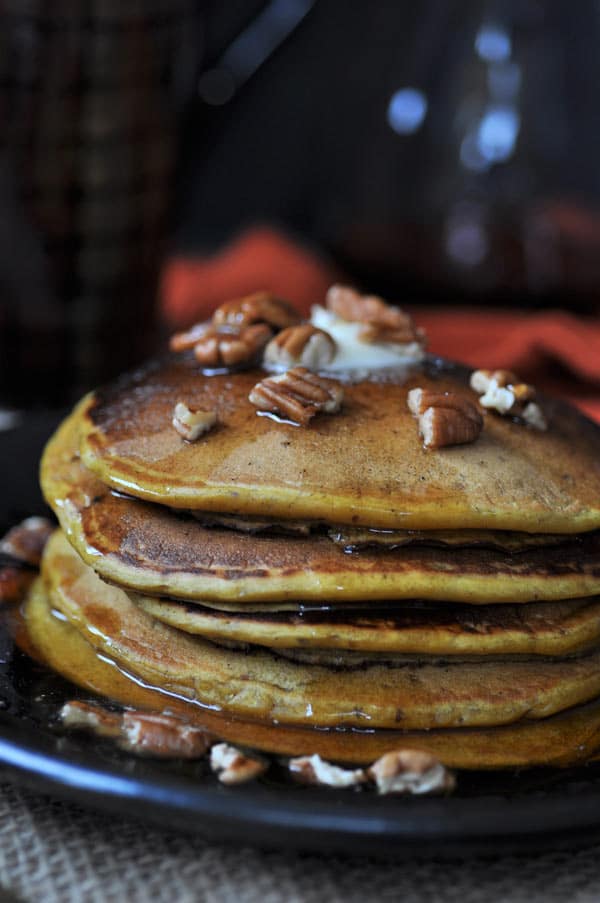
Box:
left=329, top=0, right=600, bottom=312
left=0, top=1, right=198, bottom=408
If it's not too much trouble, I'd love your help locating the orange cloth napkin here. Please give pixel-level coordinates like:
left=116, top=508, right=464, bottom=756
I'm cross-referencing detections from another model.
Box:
left=160, top=227, right=600, bottom=423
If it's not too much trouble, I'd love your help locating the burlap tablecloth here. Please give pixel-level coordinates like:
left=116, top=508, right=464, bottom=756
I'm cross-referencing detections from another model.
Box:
left=2, top=779, right=600, bottom=903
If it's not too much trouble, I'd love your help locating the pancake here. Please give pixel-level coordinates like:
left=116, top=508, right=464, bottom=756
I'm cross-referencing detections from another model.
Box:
left=192, top=511, right=568, bottom=553
left=41, top=408, right=600, bottom=605
left=78, top=355, right=600, bottom=533
left=136, top=595, right=600, bottom=658
left=328, top=526, right=569, bottom=552
left=24, top=576, right=600, bottom=768
left=39, top=530, right=600, bottom=731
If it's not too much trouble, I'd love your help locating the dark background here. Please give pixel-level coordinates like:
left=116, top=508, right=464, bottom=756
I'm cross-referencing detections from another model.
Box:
left=3, top=0, right=600, bottom=407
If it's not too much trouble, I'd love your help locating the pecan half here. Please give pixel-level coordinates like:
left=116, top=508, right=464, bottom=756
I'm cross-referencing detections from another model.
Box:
left=60, top=701, right=214, bottom=758
left=325, top=284, right=425, bottom=346
left=470, top=369, right=547, bottom=430
left=288, top=754, right=366, bottom=788
left=60, top=700, right=122, bottom=738
left=368, top=749, right=455, bottom=796
left=210, top=742, right=268, bottom=784
left=172, top=402, right=217, bottom=441
left=193, top=323, right=273, bottom=367
left=213, top=291, right=301, bottom=330
left=249, top=367, right=344, bottom=425
left=407, top=388, right=483, bottom=449
left=263, top=324, right=336, bottom=370
left=119, top=711, right=213, bottom=757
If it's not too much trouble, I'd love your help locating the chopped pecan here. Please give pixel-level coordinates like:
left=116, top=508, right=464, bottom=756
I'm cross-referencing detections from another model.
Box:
left=408, top=388, right=483, bottom=449
left=263, top=324, right=336, bottom=370
left=60, top=700, right=214, bottom=758
left=325, top=284, right=425, bottom=346
left=193, top=323, right=273, bottom=368
left=210, top=742, right=268, bottom=784
left=288, top=754, right=366, bottom=788
left=172, top=402, right=217, bottom=441
left=470, top=369, right=547, bottom=430
left=368, top=749, right=455, bottom=795
left=0, top=565, right=36, bottom=606
left=0, top=517, right=54, bottom=568
left=213, top=291, right=301, bottom=331
left=60, top=700, right=122, bottom=738
left=169, top=321, right=212, bottom=353
left=120, top=711, right=214, bottom=757
left=249, top=367, right=344, bottom=425
left=521, top=401, right=547, bottom=430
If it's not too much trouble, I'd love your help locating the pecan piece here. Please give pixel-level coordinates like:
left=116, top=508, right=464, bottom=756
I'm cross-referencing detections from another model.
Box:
left=326, top=284, right=425, bottom=346
left=210, top=742, right=268, bottom=784
left=407, top=388, right=483, bottom=449
left=213, top=291, right=301, bottom=330
left=0, top=565, right=36, bottom=606
left=249, top=367, right=344, bottom=425
left=470, top=369, right=547, bottom=430
left=288, top=754, right=366, bottom=788
left=368, top=749, right=455, bottom=796
left=60, top=700, right=122, bottom=738
left=0, top=516, right=54, bottom=568
left=169, top=321, right=212, bottom=353
left=172, top=402, right=217, bottom=441
left=119, top=711, right=214, bottom=757
left=60, top=701, right=214, bottom=758
left=193, top=323, right=273, bottom=367
left=263, top=324, right=336, bottom=370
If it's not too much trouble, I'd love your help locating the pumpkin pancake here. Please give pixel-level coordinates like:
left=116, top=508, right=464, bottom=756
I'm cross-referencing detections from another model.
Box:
left=39, top=531, right=600, bottom=731
left=136, top=595, right=600, bottom=658
left=42, top=410, right=600, bottom=604
left=78, top=355, right=600, bottom=533
left=191, top=512, right=568, bottom=553
left=24, top=576, right=600, bottom=768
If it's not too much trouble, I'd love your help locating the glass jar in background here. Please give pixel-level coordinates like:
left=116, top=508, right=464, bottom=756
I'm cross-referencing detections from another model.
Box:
left=0, top=1, right=199, bottom=409
left=331, top=0, right=600, bottom=311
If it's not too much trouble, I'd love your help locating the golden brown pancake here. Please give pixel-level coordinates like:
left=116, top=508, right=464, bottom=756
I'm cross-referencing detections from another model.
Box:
left=137, top=594, right=600, bottom=658
left=41, top=409, right=600, bottom=604
left=24, top=576, right=600, bottom=768
left=191, top=511, right=568, bottom=552
left=39, top=531, right=600, bottom=731
left=78, top=355, right=600, bottom=532
left=328, top=525, right=569, bottom=552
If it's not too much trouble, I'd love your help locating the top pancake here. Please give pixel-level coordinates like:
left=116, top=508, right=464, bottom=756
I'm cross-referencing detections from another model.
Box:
left=79, top=355, right=600, bottom=533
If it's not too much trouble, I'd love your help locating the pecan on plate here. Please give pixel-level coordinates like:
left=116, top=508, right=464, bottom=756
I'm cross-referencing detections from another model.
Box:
left=249, top=367, right=344, bottom=425
left=325, top=284, right=425, bottom=346
left=407, top=388, right=483, bottom=449
left=263, top=324, right=336, bottom=370
left=213, top=291, right=301, bottom=331
left=368, top=749, right=455, bottom=796
left=288, top=754, right=366, bottom=788
left=470, top=369, right=547, bottom=430
left=193, top=323, right=273, bottom=368
left=172, top=402, right=217, bottom=441
left=0, top=516, right=54, bottom=568
left=60, top=701, right=214, bottom=758
left=210, top=742, right=268, bottom=784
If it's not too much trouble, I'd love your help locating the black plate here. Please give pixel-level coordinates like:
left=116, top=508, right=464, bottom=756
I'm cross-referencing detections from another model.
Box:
left=4, top=411, right=600, bottom=859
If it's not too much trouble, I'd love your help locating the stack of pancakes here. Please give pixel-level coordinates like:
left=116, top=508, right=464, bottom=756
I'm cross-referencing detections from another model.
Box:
left=28, top=338, right=600, bottom=769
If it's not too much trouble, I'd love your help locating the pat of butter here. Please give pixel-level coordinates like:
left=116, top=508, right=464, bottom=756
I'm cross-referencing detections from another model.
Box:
left=310, top=305, right=425, bottom=375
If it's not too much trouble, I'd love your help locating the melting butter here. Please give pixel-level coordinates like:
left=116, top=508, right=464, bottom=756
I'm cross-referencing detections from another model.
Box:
left=309, top=305, right=424, bottom=378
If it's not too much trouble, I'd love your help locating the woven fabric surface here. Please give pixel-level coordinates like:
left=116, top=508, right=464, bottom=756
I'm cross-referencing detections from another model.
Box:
left=2, top=780, right=600, bottom=903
